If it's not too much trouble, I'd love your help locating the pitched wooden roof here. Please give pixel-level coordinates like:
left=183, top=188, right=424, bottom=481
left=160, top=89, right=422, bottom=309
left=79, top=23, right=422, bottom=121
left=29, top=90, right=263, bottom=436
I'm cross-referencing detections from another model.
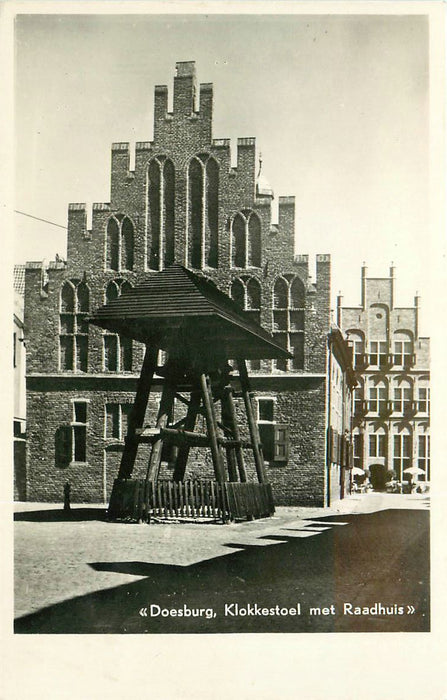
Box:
left=89, top=264, right=291, bottom=361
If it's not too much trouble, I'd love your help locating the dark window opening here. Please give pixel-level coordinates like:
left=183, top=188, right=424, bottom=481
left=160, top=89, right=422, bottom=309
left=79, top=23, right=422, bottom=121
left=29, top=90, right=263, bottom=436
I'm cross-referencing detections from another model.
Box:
left=121, top=217, right=134, bottom=271
left=206, top=158, right=219, bottom=268
left=248, top=214, right=261, bottom=267
left=164, top=159, right=176, bottom=267
left=106, top=218, right=119, bottom=271
left=232, top=214, right=246, bottom=268
left=189, top=159, right=203, bottom=268
left=149, top=160, right=161, bottom=270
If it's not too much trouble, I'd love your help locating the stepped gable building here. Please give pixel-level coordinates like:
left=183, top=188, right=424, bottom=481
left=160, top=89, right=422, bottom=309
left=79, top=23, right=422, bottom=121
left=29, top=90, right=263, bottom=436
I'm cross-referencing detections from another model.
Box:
left=14, top=265, right=26, bottom=500
left=338, top=265, right=430, bottom=491
left=24, top=61, right=354, bottom=507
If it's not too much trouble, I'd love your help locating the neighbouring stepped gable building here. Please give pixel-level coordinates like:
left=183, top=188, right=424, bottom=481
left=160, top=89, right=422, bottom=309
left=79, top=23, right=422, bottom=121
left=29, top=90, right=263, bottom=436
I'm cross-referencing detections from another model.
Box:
left=338, top=265, right=430, bottom=490
left=23, top=61, right=354, bottom=507
left=14, top=265, right=26, bottom=500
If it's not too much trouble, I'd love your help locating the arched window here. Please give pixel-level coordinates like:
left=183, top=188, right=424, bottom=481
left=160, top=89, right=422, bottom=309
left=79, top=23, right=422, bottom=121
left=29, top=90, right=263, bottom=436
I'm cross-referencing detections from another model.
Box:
left=346, top=330, right=365, bottom=369
left=105, top=215, right=134, bottom=272
left=59, top=280, right=89, bottom=372
left=392, top=378, right=413, bottom=416
left=230, top=278, right=245, bottom=310
left=148, top=157, right=176, bottom=270
left=121, top=217, right=134, bottom=271
left=232, top=214, right=246, bottom=268
left=272, top=276, right=305, bottom=371
left=206, top=158, right=219, bottom=268
left=231, top=210, right=262, bottom=269
left=367, top=378, right=388, bottom=415
left=188, top=155, right=219, bottom=269
left=273, top=277, right=288, bottom=309
left=246, top=278, right=261, bottom=312
left=368, top=427, right=387, bottom=459
left=106, top=218, right=119, bottom=271
left=230, top=276, right=261, bottom=370
left=248, top=214, right=261, bottom=267
left=393, top=330, right=414, bottom=368
left=103, top=279, right=133, bottom=372
left=290, top=277, right=305, bottom=308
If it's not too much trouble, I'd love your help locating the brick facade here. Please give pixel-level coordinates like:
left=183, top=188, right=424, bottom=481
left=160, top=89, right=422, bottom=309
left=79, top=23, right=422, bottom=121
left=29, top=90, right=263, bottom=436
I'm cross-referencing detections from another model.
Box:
left=24, top=61, right=353, bottom=506
left=338, top=266, right=430, bottom=491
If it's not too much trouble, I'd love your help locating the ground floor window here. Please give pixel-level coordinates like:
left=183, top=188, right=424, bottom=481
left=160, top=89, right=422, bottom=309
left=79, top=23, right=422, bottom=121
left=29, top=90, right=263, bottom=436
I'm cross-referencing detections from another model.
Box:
left=72, top=400, right=88, bottom=462
left=353, top=432, right=363, bottom=469
left=369, top=432, right=386, bottom=458
left=393, top=433, right=412, bottom=481
left=417, top=434, right=430, bottom=481
left=105, top=403, right=133, bottom=441
left=256, top=397, right=289, bottom=463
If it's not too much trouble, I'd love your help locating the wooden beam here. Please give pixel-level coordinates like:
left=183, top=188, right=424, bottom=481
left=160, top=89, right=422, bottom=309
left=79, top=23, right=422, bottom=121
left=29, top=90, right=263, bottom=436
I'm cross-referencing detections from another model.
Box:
left=237, top=358, right=267, bottom=483
left=117, top=345, right=158, bottom=479
left=221, top=386, right=247, bottom=482
left=200, top=373, right=226, bottom=483
left=145, top=380, right=176, bottom=482
left=172, top=389, right=202, bottom=482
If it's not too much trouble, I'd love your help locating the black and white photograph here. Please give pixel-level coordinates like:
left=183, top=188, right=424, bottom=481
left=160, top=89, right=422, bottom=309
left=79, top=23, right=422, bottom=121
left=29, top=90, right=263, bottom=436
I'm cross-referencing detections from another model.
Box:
left=3, top=0, right=445, bottom=697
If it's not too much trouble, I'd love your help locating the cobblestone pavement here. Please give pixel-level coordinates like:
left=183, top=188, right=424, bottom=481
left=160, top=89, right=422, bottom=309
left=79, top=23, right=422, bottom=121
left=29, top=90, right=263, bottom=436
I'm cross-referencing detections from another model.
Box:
left=14, top=493, right=429, bottom=619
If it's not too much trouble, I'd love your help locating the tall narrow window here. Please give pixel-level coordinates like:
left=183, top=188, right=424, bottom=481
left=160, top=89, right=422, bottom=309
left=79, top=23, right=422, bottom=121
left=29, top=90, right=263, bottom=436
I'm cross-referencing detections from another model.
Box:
left=60, top=280, right=89, bottom=372
left=353, top=384, right=364, bottom=417
left=188, top=155, right=219, bottom=269
left=417, top=434, right=430, bottom=481
left=248, top=214, right=261, bottom=267
left=230, top=278, right=245, bottom=310
left=230, top=276, right=261, bottom=370
left=231, top=210, right=262, bottom=269
left=164, top=159, right=175, bottom=267
left=189, top=158, right=203, bottom=268
left=105, top=403, right=133, bottom=441
left=106, top=215, right=134, bottom=271
left=232, top=214, right=246, bottom=268
left=206, top=158, right=219, bottom=268
left=148, top=157, right=176, bottom=270
left=353, top=430, right=363, bottom=469
left=103, top=279, right=133, bottom=372
left=393, top=431, right=412, bottom=481
left=106, top=218, right=119, bottom=271
left=71, top=400, right=88, bottom=462
left=272, top=276, right=305, bottom=371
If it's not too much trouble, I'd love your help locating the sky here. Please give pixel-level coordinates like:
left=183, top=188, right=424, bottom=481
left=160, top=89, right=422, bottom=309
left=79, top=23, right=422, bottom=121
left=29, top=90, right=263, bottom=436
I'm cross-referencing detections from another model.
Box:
left=14, top=12, right=431, bottom=326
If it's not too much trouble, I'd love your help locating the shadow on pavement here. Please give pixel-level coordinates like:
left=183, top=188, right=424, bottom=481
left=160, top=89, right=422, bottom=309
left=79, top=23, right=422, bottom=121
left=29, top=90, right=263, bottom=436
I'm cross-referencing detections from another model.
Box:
left=14, top=508, right=108, bottom=523
left=14, top=509, right=430, bottom=635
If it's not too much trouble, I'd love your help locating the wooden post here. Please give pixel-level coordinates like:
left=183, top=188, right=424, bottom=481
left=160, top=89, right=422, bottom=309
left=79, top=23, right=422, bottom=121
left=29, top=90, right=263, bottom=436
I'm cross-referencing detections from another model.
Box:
left=118, top=345, right=158, bottom=479
left=172, top=389, right=202, bottom=482
left=237, top=358, right=267, bottom=483
left=221, top=386, right=247, bottom=482
left=146, top=380, right=176, bottom=482
left=200, top=373, right=226, bottom=483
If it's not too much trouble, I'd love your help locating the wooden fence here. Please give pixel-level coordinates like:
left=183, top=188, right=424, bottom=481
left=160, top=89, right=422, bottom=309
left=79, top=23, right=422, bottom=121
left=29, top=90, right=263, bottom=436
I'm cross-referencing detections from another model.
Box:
left=108, top=479, right=275, bottom=523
